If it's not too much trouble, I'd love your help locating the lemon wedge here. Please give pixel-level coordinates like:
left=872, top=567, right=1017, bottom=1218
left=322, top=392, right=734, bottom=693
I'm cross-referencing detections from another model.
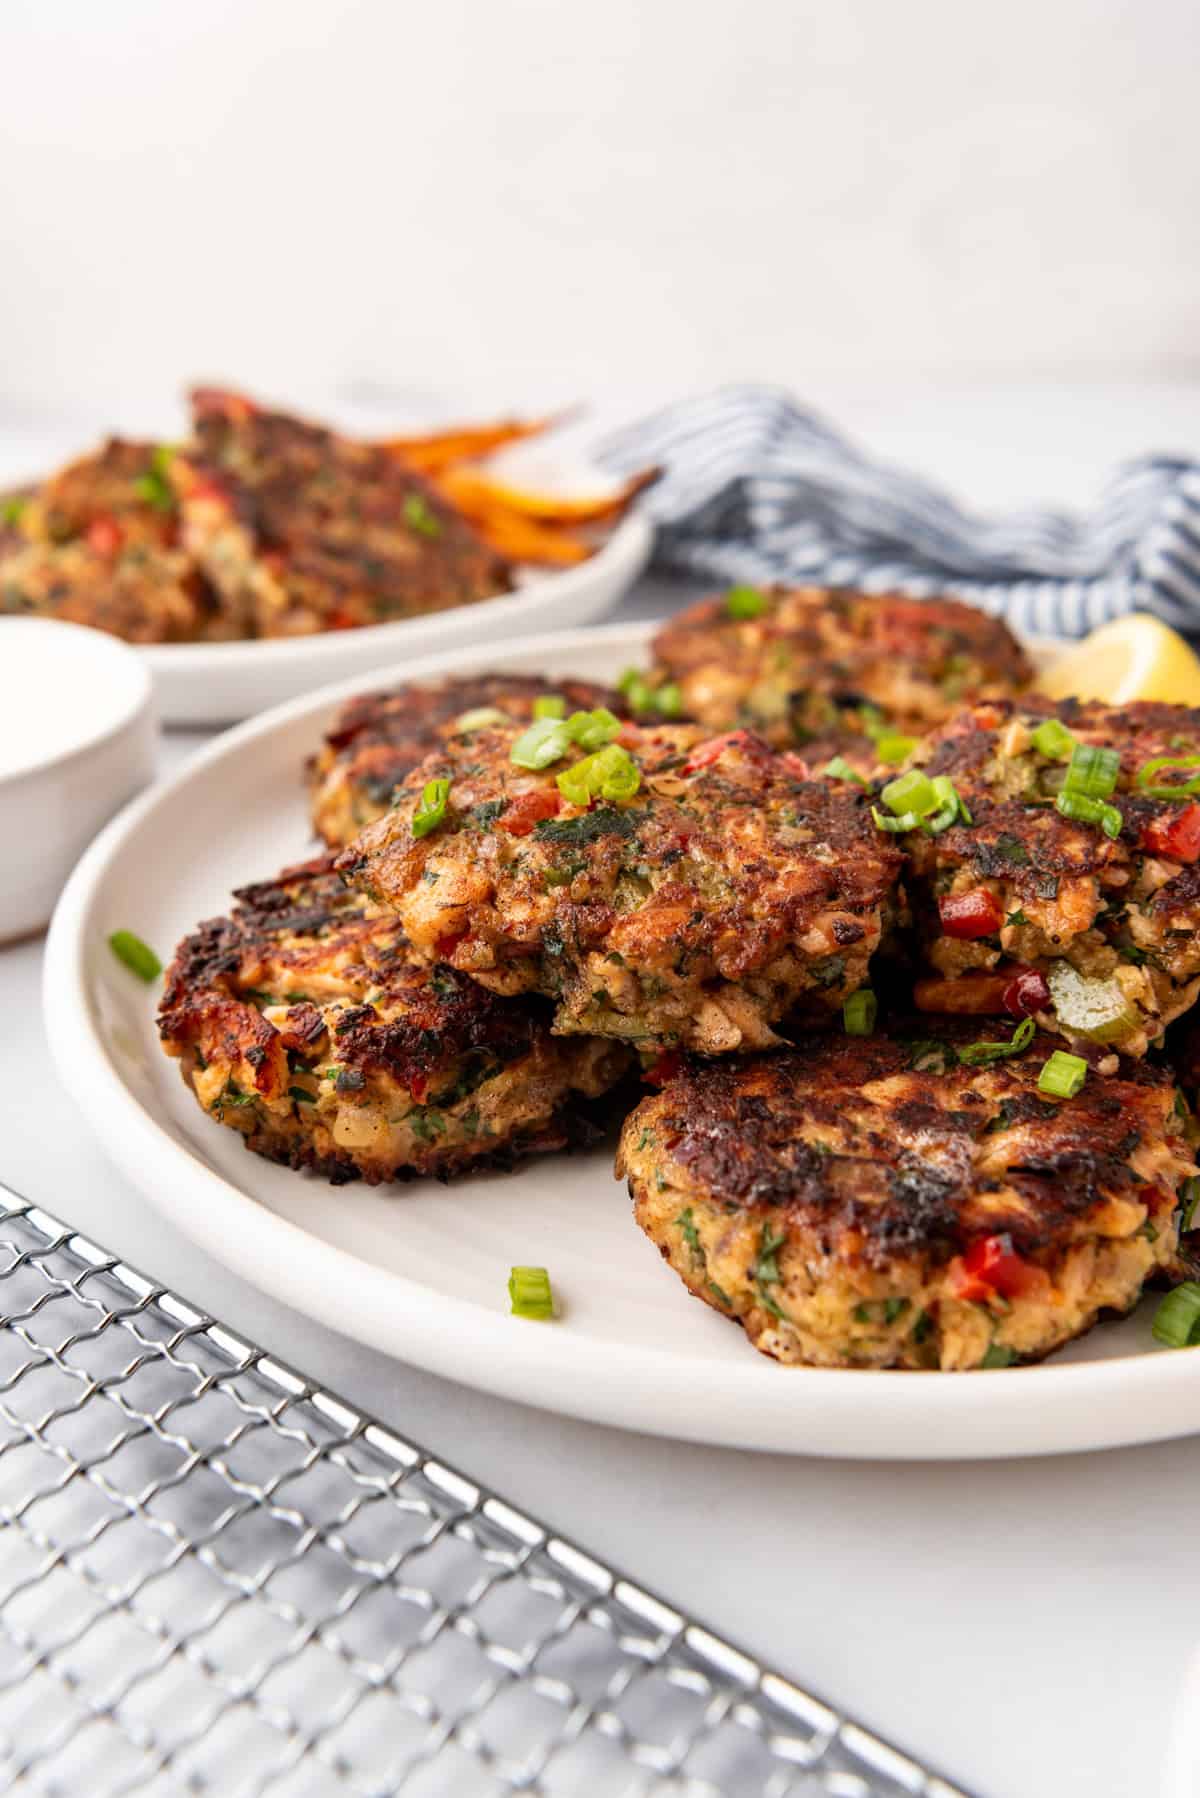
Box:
left=1035, top=614, right=1200, bottom=706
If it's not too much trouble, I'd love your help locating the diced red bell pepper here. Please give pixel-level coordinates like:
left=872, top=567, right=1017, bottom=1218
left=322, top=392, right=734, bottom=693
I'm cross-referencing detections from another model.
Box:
left=1002, top=968, right=1050, bottom=1019
left=683, top=730, right=757, bottom=773
left=938, top=889, right=1004, bottom=939
left=86, top=514, right=123, bottom=557
left=1141, top=803, right=1200, bottom=864
left=950, top=1234, right=1042, bottom=1303
left=500, top=788, right=561, bottom=835
left=408, top=1072, right=428, bottom=1102
left=643, top=1050, right=682, bottom=1086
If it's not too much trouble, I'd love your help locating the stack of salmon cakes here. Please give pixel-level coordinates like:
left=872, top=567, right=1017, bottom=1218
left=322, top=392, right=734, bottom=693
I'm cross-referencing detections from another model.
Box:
left=158, top=584, right=1200, bottom=1373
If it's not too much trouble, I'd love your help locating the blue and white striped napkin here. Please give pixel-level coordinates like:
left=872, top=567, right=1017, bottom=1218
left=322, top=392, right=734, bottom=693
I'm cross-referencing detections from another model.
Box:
left=599, top=385, right=1200, bottom=640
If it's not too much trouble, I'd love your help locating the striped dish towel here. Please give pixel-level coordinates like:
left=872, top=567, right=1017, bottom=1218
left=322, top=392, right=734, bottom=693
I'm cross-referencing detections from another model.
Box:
left=598, top=385, right=1200, bottom=640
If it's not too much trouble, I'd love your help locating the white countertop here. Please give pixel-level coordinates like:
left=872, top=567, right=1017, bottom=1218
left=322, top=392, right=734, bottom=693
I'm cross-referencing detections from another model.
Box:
left=7, top=386, right=1200, bottom=1798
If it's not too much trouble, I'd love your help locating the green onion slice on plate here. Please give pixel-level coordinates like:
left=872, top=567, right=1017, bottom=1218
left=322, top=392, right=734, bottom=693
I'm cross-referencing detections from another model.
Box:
left=509, top=1265, right=555, bottom=1319
left=108, top=930, right=162, bottom=982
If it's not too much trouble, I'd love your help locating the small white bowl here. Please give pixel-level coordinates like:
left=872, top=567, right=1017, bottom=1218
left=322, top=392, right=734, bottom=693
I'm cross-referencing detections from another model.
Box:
left=0, top=618, right=156, bottom=941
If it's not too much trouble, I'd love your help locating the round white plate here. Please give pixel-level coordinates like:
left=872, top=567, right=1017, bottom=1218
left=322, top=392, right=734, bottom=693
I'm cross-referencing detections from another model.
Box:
left=141, top=509, right=652, bottom=725
left=44, top=623, right=1200, bottom=1460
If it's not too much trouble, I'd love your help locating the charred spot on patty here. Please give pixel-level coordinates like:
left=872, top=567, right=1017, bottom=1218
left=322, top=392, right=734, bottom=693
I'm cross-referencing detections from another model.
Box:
left=335, top=720, right=904, bottom=1054
left=158, top=853, right=629, bottom=1185
left=617, top=1018, right=1195, bottom=1370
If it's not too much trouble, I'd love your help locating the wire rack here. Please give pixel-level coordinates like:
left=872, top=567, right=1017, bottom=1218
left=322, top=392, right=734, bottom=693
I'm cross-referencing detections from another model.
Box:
left=0, top=1189, right=973, bottom=1798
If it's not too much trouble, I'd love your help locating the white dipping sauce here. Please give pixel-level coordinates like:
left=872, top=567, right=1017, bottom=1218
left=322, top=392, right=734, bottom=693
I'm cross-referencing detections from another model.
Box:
left=0, top=617, right=152, bottom=781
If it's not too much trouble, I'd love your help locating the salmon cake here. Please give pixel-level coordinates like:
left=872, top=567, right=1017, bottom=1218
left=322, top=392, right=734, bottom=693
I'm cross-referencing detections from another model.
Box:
left=0, top=537, right=218, bottom=643
left=174, top=388, right=510, bottom=638
left=649, top=585, right=1030, bottom=752
left=309, top=674, right=631, bottom=848
left=336, top=716, right=904, bottom=1054
left=618, top=1021, right=1194, bottom=1370
left=1, top=438, right=236, bottom=642
left=895, top=698, right=1200, bottom=1056
left=158, top=856, right=629, bottom=1185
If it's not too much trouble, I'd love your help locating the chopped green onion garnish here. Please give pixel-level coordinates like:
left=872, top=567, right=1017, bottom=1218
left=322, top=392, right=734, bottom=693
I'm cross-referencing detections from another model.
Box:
left=725, top=584, right=769, bottom=619
left=956, top=1017, right=1035, bottom=1065
left=510, top=717, right=573, bottom=769
left=412, top=777, right=452, bottom=837
left=981, top=1344, right=1016, bottom=1369
left=1, top=494, right=27, bottom=527
left=557, top=743, right=640, bottom=805
left=1037, top=1049, right=1088, bottom=1098
left=1152, top=1281, right=1200, bottom=1348
left=843, top=989, right=877, bottom=1035
left=871, top=806, right=923, bottom=833
left=620, top=675, right=655, bottom=713
left=924, top=775, right=972, bottom=834
left=823, top=755, right=868, bottom=786
left=1031, top=718, right=1075, bottom=761
left=533, top=694, right=566, bottom=719
left=617, top=665, right=681, bottom=713
left=404, top=493, right=442, bottom=538
left=453, top=705, right=510, bottom=732
left=1055, top=790, right=1123, bottom=838
left=881, top=769, right=938, bottom=818
left=108, top=929, right=162, bottom=982
left=875, top=733, right=917, bottom=765
left=1135, top=753, right=1200, bottom=798
left=1179, top=1176, right=1200, bottom=1234
left=568, top=707, right=622, bottom=752
left=1063, top=742, right=1120, bottom=799
left=509, top=1265, right=555, bottom=1320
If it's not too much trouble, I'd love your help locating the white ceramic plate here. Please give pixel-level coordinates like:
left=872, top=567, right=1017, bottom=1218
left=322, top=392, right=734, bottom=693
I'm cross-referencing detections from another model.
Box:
left=44, top=623, right=1200, bottom=1460
left=141, top=508, right=652, bottom=725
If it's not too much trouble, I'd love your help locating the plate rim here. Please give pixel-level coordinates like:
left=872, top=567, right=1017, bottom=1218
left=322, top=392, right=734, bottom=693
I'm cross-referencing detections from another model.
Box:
left=43, top=620, right=1200, bottom=1461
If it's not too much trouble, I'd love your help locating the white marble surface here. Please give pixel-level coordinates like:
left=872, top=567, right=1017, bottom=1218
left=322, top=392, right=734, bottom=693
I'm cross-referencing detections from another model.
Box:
left=7, top=387, right=1200, bottom=1798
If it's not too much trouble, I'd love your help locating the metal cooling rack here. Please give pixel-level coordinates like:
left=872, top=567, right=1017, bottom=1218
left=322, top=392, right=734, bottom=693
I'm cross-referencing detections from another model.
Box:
left=0, top=1189, right=973, bottom=1798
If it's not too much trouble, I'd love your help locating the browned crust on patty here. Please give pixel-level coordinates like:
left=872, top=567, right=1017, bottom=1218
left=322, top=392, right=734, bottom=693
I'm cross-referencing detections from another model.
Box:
left=174, top=389, right=511, bottom=637
left=336, top=722, right=904, bottom=1053
left=618, top=1019, right=1193, bottom=1369
left=158, top=853, right=629, bottom=1184
left=650, top=585, right=1031, bottom=748
left=309, top=674, right=632, bottom=847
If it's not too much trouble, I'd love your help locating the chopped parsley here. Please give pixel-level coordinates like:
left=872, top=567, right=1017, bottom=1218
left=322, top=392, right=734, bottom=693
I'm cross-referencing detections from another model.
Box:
left=533, top=805, right=641, bottom=846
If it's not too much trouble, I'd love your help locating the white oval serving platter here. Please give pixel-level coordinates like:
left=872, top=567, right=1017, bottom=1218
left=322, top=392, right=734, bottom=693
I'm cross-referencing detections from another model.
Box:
left=43, top=622, right=1200, bottom=1459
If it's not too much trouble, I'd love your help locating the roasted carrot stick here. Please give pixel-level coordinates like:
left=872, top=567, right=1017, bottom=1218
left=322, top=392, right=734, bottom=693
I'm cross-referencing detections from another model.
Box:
left=380, top=415, right=563, bottom=473
left=437, top=464, right=660, bottom=526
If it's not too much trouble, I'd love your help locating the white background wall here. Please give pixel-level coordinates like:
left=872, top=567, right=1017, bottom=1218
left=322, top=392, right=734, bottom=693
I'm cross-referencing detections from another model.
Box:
left=1, top=0, right=1196, bottom=434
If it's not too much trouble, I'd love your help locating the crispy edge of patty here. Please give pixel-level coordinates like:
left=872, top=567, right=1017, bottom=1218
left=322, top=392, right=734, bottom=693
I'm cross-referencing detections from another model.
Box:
left=649, top=586, right=1032, bottom=745
left=617, top=1025, right=1193, bottom=1370
left=157, top=854, right=630, bottom=1185
left=308, top=674, right=632, bottom=848
left=336, top=722, right=904, bottom=1053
